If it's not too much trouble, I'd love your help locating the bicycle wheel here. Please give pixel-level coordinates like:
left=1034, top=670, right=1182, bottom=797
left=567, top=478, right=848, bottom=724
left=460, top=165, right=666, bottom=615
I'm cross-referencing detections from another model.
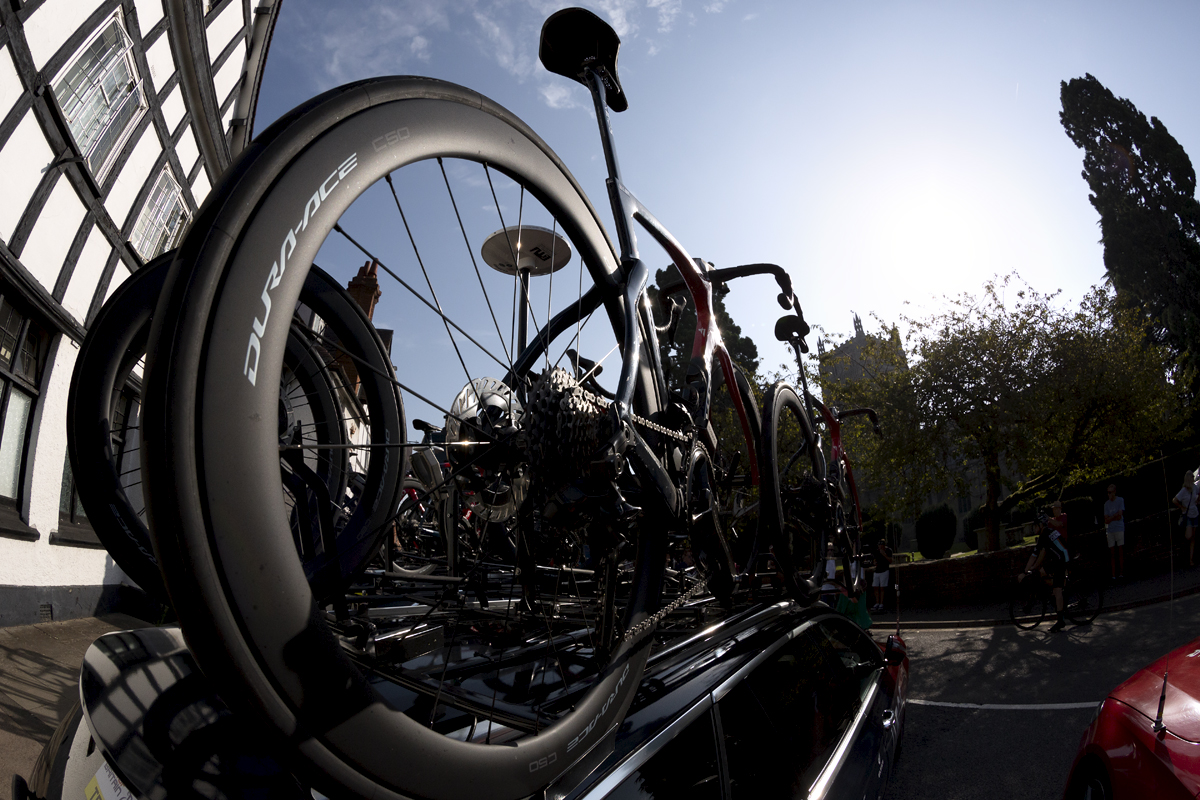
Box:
left=66, top=250, right=174, bottom=602
left=140, top=77, right=667, bottom=800
left=759, top=381, right=827, bottom=602
left=1065, top=572, right=1103, bottom=626
left=1008, top=575, right=1048, bottom=630
left=68, top=253, right=402, bottom=604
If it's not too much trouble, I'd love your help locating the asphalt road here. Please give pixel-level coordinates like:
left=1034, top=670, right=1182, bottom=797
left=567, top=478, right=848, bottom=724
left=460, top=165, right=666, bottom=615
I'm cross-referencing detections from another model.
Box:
left=886, top=592, right=1200, bottom=800
left=0, top=615, right=145, bottom=800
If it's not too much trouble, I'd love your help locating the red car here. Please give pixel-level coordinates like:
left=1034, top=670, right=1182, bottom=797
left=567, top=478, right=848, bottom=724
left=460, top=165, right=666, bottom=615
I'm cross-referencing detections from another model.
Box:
left=1064, top=636, right=1200, bottom=799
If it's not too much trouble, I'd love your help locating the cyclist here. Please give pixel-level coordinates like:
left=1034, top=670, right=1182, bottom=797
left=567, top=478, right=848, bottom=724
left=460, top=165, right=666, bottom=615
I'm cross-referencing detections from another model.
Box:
left=1173, top=470, right=1199, bottom=566
left=1019, top=511, right=1071, bottom=632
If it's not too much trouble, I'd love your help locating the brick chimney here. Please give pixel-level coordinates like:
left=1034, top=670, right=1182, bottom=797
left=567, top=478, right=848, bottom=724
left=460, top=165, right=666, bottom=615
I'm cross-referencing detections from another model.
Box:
left=347, top=258, right=382, bottom=320
left=337, top=259, right=383, bottom=395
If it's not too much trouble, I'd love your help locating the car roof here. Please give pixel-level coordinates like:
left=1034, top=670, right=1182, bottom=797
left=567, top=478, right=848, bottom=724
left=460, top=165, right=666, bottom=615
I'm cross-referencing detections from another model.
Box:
left=547, top=599, right=842, bottom=800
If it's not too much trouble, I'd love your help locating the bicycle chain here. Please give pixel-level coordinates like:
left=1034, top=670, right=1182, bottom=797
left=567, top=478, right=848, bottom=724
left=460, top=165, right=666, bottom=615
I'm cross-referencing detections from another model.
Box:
left=621, top=575, right=709, bottom=644
left=529, top=371, right=705, bottom=645
left=569, top=382, right=690, bottom=443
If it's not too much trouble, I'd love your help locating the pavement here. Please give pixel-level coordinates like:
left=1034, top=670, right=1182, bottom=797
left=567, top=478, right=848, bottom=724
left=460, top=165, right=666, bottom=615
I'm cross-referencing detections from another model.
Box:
left=2, top=562, right=1199, bottom=798
left=886, top=589, right=1200, bottom=800
left=871, top=558, right=1200, bottom=629
left=0, top=613, right=148, bottom=800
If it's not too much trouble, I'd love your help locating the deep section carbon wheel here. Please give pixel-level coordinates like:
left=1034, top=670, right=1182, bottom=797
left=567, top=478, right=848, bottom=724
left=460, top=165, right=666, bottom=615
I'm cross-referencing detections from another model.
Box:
left=68, top=254, right=400, bottom=605
left=1009, top=575, right=1049, bottom=630
left=140, top=77, right=668, bottom=800
left=1065, top=572, right=1103, bottom=626
left=759, top=381, right=827, bottom=603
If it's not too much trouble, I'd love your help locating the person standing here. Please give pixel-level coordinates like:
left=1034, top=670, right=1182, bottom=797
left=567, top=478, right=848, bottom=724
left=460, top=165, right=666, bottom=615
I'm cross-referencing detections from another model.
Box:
left=1103, top=484, right=1125, bottom=580
left=871, top=538, right=892, bottom=612
left=1048, top=501, right=1068, bottom=546
left=1173, top=471, right=1200, bottom=566
left=820, top=542, right=840, bottom=607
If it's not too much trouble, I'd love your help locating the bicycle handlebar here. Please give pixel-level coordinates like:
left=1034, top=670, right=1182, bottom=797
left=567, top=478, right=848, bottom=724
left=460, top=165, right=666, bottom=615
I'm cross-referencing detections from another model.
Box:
left=654, top=262, right=808, bottom=345
left=836, top=407, right=884, bottom=438
left=655, top=262, right=795, bottom=308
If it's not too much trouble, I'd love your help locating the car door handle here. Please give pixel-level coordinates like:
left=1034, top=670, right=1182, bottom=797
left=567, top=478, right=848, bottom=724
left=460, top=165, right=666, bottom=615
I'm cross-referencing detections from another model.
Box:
left=881, top=710, right=896, bottom=729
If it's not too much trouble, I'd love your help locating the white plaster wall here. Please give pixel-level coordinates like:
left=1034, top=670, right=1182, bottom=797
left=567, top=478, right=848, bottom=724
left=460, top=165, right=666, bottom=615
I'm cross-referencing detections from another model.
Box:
left=23, top=0, right=99, bottom=70
left=0, top=535, right=129, bottom=586
left=103, top=125, right=162, bottom=227
left=213, top=42, right=245, bottom=102
left=175, top=125, right=199, bottom=175
left=0, top=46, right=22, bottom=122
left=0, top=336, right=130, bottom=587
left=160, top=86, right=185, bottom=134
left=145, top=31, right=176, bottom=92
left=0, top=111, right=54, bottom=242
left=62, top=225, right=112, bottom=322
left=134, top=0, right=165, bottom=33
left=21, top=178, right=87, bottom=292
left=103, top=263, right=131, bottom=305
left=206, top=1, right=244, bottom=61
left=191, top=168, right=211, bottom=204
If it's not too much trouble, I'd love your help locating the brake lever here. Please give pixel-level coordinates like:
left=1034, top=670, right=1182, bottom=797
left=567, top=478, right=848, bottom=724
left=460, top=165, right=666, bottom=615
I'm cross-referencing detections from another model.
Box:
left=655, top=295, right=685, bottom=345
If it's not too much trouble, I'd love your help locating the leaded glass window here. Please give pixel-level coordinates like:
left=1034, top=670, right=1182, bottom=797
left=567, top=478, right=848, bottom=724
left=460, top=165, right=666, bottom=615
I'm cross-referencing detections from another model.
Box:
left=52, top=13, right=148, bottom=180
left=0, top=298, right=49, bottom=503
left=130, top=167, right=190, bottom=260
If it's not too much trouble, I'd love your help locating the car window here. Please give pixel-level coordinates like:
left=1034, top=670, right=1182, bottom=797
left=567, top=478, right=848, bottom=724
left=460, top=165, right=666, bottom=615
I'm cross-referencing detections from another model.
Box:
left=603, top=707, right=721, bottom=800
left=813, top=616, right=882, bottom=703
left=717, top=627, right=858, bottom=799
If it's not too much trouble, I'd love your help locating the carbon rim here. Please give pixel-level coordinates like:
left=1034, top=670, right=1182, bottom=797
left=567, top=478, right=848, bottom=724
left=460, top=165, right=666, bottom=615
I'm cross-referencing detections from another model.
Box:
left=143, top=80, right=666, bottom=800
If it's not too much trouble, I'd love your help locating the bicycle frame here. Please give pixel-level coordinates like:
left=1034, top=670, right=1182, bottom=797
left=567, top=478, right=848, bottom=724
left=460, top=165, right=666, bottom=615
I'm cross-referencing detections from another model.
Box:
left=582, top=68, right=806, bottom=501
left=805, top=394, right=881, bottom=539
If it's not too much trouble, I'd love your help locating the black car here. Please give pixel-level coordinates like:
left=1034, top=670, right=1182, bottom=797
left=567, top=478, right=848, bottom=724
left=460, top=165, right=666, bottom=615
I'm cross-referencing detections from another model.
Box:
left=15, top=601, right=908, bottom=800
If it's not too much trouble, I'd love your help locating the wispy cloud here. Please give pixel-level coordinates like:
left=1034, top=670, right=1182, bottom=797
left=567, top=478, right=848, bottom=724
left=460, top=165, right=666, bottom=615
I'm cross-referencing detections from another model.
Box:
left=591, top=0, right=642, bottom=37
left=539, top=82, right=581, bottom=109
left=272, top=1, right=709, bottom=107
left=647, top=0, right=683, bottom=32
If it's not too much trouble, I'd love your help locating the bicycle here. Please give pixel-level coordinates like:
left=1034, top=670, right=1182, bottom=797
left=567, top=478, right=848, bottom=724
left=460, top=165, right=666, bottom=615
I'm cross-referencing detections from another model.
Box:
left=68, top=251, right=403, bottom=606
left=136, top=9, right=843, bottom=800
left=1009, top=554, right=1104, bottom=630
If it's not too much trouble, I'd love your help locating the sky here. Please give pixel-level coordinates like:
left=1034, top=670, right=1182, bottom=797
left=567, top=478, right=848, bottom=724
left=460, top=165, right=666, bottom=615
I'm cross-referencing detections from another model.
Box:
left=254, top=0, right=1200, bottom=385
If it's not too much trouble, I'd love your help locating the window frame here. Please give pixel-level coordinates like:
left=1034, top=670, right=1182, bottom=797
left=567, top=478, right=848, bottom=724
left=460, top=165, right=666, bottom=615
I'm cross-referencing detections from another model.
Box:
left=51, top=9, right=149, bottom=182
left=0, top=292, right=50, bottom=541
left=130, top=166, right=191, bottom=261
left=580, top=697, right=719, bottom=800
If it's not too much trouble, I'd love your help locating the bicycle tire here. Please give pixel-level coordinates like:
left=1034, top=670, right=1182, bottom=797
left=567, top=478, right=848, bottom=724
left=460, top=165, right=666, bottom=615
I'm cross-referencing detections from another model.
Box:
left=140, top=77, right=665, bottom=800
left=66, top=250, right=175, bottom=602
left=759, top=381, right=827, bottom=603
left=67, top=254, right=402, bottom=604
left=1065, top=573, right=1103, bottom=626
left=1008, top=576, right=1048, bottom=630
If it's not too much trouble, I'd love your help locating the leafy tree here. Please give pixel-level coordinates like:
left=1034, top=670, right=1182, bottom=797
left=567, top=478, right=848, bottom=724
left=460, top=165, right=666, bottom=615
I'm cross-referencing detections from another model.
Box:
left=1028, top=286, right=1184, bottom=488
left=1060, top=74, right=1200, bottom=388
left=823, top=274, right=1186, bottom=551
left=816, top=321, right=940, bottom=527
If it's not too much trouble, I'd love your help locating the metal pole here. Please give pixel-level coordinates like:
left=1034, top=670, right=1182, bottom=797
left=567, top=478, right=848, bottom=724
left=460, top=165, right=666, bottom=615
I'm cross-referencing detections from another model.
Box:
left=1162, top=450, right=1174, bottom=627
left=893, top=524, right=901, bottom=637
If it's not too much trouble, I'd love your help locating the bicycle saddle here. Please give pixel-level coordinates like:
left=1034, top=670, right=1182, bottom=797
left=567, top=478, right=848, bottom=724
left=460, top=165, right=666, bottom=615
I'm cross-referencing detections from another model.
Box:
left=540, top=7, right=629, bottom=112
left=412, top=418, right=441, bottom=434
left=775, top=314, right=811, bottom=344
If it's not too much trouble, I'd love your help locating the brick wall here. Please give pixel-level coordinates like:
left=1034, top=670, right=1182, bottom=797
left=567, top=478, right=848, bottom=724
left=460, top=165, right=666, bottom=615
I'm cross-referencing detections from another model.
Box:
left=880, top=516, right=1181, bottom=609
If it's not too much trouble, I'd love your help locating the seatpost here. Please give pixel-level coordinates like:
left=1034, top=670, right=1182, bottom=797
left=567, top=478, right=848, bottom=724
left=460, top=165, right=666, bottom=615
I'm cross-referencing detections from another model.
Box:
left=584, top=68, right=638, bottom=263
left=791, top=339, right=817, bottom=422
left=584, top=67, right=623, bottom=184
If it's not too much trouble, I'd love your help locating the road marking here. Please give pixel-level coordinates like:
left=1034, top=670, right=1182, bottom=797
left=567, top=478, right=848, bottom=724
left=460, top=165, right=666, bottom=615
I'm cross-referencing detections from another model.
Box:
left=910, top=699, right=1098, bottom=710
